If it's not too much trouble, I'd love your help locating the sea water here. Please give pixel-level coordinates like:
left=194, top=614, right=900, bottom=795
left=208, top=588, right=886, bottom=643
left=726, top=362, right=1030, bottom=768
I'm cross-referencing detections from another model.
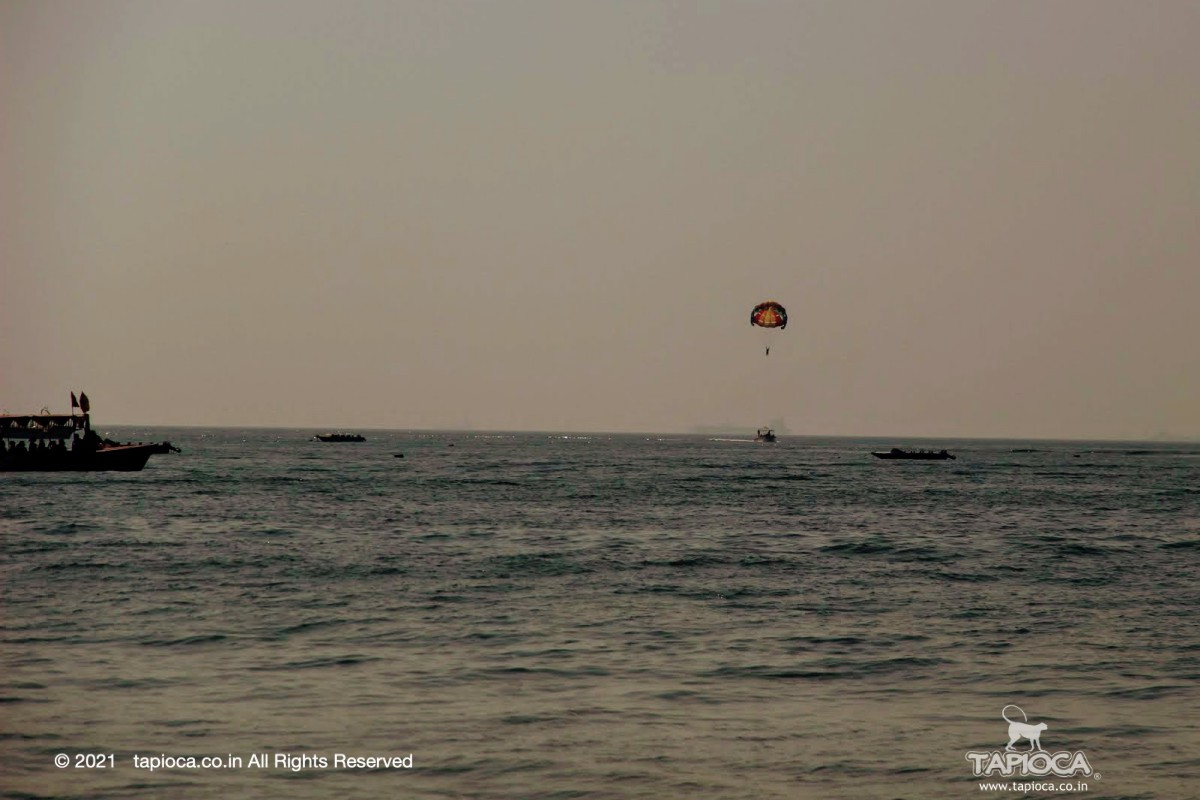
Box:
left=2, top=430, right=1198, bottom=799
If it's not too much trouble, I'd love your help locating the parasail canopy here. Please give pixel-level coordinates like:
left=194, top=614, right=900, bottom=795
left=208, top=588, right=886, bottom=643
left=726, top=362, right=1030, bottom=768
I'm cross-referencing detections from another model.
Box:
left=750, top=301, right=787, bottom=329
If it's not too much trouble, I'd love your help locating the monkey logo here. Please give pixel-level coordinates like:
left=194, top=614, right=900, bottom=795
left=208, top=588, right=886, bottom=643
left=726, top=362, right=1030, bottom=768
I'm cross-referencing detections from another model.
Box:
left=1003, top=705, right=1048, bottom=751
left=966, top=706, right=1095, bottom=779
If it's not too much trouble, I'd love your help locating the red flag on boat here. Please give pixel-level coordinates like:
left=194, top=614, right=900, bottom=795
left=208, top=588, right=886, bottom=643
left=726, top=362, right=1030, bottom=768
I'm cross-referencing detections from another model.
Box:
left=70, top=391, right=79, bottom=410
left=79, top=392, right=90, bottom=414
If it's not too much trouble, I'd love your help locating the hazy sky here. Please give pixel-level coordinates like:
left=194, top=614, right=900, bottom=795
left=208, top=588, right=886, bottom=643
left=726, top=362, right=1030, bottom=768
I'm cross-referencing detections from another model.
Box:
left=3, top=1, right=1198, bottom=438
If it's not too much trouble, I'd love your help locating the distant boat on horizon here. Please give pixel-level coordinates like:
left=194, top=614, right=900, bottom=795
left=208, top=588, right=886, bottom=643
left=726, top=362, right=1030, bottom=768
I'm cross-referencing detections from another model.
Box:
left=313, top=432, right=366, bottom=443
left=872, top=447, right=955, bottom=461
left=692, top=419, right=791, bottom=436
left=754, top=428, right=777, bottom=443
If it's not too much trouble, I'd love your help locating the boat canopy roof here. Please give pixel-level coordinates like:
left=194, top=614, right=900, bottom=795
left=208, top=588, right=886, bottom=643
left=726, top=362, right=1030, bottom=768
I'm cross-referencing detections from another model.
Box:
left=1, top=413, right=88, bottom=437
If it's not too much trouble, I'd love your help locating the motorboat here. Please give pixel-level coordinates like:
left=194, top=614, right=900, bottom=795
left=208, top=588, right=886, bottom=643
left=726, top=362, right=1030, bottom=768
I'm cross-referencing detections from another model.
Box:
left=1, top=395, right=179, bottom=472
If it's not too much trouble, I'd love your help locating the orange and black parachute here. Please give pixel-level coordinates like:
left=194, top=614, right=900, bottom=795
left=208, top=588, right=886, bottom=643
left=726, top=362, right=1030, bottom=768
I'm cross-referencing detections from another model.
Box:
left=750, top=301, right=787, bottom=329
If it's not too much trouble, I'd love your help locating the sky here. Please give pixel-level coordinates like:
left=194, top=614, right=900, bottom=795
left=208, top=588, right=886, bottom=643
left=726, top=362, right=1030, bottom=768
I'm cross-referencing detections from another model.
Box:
left=2, top=0, right=1198, bottom=439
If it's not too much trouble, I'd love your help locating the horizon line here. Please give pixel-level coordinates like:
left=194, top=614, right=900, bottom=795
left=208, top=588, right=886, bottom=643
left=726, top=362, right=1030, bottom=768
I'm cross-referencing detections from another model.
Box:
left=89, top=423, right=1200, bottom=445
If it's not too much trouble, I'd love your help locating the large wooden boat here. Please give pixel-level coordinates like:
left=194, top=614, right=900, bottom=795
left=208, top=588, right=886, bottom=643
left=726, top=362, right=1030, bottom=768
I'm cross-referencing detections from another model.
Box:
left=1, top=405, right=179, bottom=472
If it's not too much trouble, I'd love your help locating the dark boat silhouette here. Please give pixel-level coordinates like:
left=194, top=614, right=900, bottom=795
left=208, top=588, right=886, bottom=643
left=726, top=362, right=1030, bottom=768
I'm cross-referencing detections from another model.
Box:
left=314, top=432, right=366, bottom=442
left=1, top=398, right=179, bottom=472
left=872, top=447, right=955, bottom=460
left=754, top=428, right=777, bottom=443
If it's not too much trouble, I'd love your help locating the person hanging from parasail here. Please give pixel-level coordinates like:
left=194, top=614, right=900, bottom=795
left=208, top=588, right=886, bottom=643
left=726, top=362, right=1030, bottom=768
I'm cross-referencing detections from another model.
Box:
left=750, top=300, right=787, bottom=355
